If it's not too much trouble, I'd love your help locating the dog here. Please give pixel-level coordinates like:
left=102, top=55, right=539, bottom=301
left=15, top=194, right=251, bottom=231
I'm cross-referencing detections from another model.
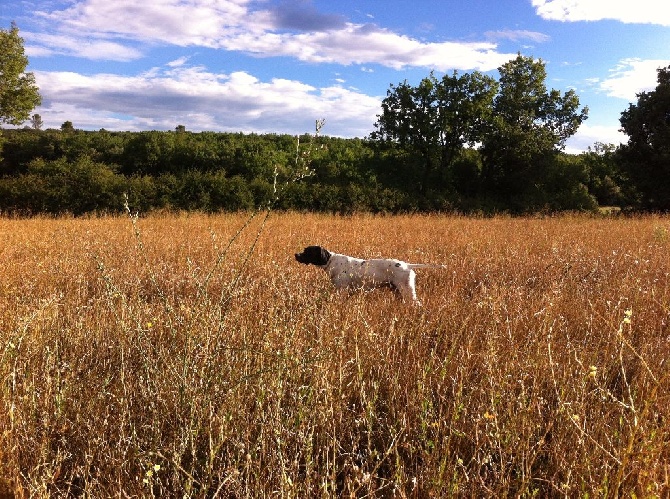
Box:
left=294, top=245, right=444, bottom=304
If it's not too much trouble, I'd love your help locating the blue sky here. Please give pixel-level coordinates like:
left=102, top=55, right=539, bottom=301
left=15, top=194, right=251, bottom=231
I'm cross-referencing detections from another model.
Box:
left=3, top=0, right=670, bottom=152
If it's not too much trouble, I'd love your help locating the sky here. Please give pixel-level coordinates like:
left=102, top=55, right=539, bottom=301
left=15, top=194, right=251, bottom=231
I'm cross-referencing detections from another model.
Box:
left=3, top=0, right=670, bottom=153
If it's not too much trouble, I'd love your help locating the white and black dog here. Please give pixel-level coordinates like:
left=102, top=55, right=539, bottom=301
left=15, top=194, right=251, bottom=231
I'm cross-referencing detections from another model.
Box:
left=295, top=245, right=444, bottom=304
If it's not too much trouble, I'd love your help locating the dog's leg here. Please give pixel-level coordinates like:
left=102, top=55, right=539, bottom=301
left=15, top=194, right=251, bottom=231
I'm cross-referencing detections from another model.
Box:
left=395, top=272, right=420, bottom=305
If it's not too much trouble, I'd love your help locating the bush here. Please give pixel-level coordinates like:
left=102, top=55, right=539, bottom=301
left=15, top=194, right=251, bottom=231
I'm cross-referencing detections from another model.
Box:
left=0, top=156, right=126, bottom=214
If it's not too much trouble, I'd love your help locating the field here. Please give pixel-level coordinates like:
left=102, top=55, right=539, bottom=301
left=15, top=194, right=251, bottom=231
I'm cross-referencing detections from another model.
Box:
left=0, top=212, right=668, bottom=497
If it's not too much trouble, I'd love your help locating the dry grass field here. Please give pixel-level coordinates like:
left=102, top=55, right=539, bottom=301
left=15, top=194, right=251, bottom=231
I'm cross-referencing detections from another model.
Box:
left=0, top=211, right=669, bottom=497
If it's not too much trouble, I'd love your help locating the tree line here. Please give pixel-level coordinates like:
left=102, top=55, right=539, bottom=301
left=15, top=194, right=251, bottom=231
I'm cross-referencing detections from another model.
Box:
left=0, top=124, right=621, bottom=215
left=1, top=23, right=669, bottom=215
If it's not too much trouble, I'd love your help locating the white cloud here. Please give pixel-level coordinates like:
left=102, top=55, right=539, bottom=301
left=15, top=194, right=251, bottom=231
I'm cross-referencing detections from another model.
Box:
left=32, top=65, right=382, bottom=137
left=485, top=29, right=551, bottom=44
left=565, top=124, right=627, bottom=153
left=29, top=0, right=515, bottom=71
left=532, top=0, right=670, bottom=25
left=23, top=31, right=143, bottom=61
left=233, top=24, right=514, bottom=71
left=167, top=56, right=191, bottom=67
left=599, top=58, right=670, bottom=100
left=37, top=0, right=252, bottom=45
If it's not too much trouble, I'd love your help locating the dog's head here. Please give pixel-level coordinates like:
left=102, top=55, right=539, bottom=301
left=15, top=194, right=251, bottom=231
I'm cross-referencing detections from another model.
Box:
left=295, top=245, right=331, bottom=266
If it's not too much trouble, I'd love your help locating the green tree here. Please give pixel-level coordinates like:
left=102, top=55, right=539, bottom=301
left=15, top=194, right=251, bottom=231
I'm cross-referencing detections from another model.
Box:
left=61, top=121, right=75, bottom=133
left=30, top=113, right=43, bottom=130
left=0, top=156, right=125, bottom=214
left=580, top=143, right=625, bottom=207
left=372, top=71, right=497, bottom=196
left=618, top=66, right=670, bottom=210
left=0, top=23, right=41, bottom=125
left=480, top=54, right=588, bottom=211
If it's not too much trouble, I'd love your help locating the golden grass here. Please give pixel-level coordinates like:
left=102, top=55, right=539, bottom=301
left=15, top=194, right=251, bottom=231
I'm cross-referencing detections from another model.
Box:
left=0, top=212, right=669, bottom=496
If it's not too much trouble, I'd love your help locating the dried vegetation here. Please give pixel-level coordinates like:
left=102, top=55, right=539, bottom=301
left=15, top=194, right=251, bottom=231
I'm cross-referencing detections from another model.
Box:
left=0, top=212, right=668, bottom=496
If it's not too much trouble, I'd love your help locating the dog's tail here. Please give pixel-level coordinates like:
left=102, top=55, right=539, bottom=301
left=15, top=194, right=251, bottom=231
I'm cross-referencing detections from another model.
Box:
left=407, top=263, right=447, bottom=269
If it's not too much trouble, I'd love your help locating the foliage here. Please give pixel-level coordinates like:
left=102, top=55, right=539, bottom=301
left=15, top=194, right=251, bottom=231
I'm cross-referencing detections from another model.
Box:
left=371, top=71, right=497, bottom=196
left=7, top=53, right=670, bottom=215
left=0, top=156, right=125, bottom=215
left=579, top=143, right=627, bottom=207
left=370, top=55, right=594, bottom=213
left=0, top=23, right=41, bottom=126
left=618, top=66, right=670, bottom=210
left=0, top=128, right=447, bottom=214
left=0, top=124, right=621, bottom=215
left=30, top=114, right=43, bottom=130
left=480, top=54, right=589, bottom=211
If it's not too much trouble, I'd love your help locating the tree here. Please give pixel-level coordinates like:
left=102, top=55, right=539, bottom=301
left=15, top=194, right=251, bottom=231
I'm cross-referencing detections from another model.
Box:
left=480, top=54, right=588, bottom=211
left=0, top=23, right=41, bottom=125
left=372, top=71, right=497, bottom=196
left=580, top=143, right=625, bottom=207
left=30, top=113, right=43, bottom=130
left=61, top=121, right=75, bottom=133
left=618, top=66, right=670, bottom=210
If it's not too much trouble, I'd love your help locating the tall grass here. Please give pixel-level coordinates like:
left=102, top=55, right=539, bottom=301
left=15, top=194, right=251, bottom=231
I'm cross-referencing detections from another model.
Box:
left=0, top=213, right=668, bottom=496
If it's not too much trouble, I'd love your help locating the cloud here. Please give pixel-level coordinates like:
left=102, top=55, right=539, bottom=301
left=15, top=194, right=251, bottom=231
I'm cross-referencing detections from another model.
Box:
left=532, top=0, right=670, bottom=25
left=29, top=0, right=516, bottom=71
left=599, top=58, right=670, bottom=100
left=223, top=23, right=515, bottom=71
left=32, top=65, right=382, bottom=137
left=268, top=0, right=347, bottom=31
left=34, top=0, right=252, bottom=48
left=564, top=124, right=627, bottom=153
left=23, top=31, right=143, bottom=61
left=167, top=56, right=191, bottom=67
left=485, top=29, right=551, bottom=44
